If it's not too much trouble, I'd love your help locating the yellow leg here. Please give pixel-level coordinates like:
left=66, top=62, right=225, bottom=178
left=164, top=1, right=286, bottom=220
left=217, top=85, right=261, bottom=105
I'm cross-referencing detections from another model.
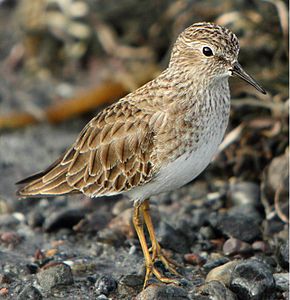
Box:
left=142, top=199, right=181, bottom=275
left=133, top=202, right=179, bottom=289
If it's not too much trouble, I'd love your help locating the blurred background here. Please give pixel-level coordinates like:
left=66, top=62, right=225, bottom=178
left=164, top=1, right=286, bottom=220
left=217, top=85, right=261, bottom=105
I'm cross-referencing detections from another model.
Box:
left=0, top=0, right=288, bottom=299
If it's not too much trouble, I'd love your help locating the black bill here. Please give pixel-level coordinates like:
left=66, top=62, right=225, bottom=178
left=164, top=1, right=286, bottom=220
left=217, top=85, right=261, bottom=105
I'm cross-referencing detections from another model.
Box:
left=231, top=62, right=266, bottom=94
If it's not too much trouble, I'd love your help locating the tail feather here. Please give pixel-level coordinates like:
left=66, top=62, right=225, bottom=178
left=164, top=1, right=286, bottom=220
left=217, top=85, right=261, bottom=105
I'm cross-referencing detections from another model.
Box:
left=16, top=158, right=79, bottom=198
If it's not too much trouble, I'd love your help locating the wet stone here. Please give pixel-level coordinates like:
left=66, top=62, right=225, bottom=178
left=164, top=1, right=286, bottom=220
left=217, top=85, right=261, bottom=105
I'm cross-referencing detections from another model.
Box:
left=198, top=280, right=236, bottom=300
left=36, top=263, right=74, bottom=291
left=206, top=260, right=240, bottom=286
left=230, top=259, right=275, bottom=300
left=215, top=213, right=261, bottom=243
left=223, top=238, right=252, bottom=256
left=136, top=284, right=189, bottom=300
left=273, top=273, right=289, bottom=292
left=17, top=285, right=43, bottom=300
left=276, top=240, right=289, bottom=270
left=95, top=275, right=118, bottom=296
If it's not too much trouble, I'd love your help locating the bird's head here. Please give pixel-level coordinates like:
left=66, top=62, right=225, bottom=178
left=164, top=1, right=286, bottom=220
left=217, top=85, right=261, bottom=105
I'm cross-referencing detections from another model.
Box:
left=170, top=22, right=266, bottom=94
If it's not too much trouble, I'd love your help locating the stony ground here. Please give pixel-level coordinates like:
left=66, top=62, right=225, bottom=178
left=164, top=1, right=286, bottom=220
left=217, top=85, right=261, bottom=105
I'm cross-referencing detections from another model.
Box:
left=0, top=1, right=289, bottom=299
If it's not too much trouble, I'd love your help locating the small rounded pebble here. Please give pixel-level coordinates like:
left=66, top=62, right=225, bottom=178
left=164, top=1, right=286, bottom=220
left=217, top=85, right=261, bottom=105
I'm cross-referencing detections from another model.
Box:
left=198, top=280, right=236, bottom=300
left=223, top=238, right=251, bottom=256
left=136, top=284, right=188, bottom=300
left=203, top=257, right=230, bottom=272
left=36, top=263, right=74, bottom=291
left=205, top=260, right=240, bottom=286
left=95, top=275, right=118, bottom=296
left=230, top=259, right=275, bottom=300
left=273, top=273, right=289, bottom=292
left=184, top=253, right=206, bottom=266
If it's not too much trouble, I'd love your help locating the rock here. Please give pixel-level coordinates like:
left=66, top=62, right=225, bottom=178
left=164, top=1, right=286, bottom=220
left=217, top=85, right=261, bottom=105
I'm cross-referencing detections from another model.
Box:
left=206, top=260, right=240, bottom=286
left=136, top=284, right=189, bottom=300
left=273, top=273, right=289, bottom=292
left=252, top=241, right=271, bottom=253
left=203, top=256, right=230, bottom=273
left=119, top=274, right=144, bottom=288
left=36, top=263, right=74, bottom=291
left=95, top=275, right=118, bottom=296
left=27, top=211, right=45, bottom=228
left=184, top=253, right=206, bottom=266
left=229, top=181, right=260, bottom=207
left=17, top=285, right=43, bottom=300
left=108, top=208, right=134, bottom=238
left=43, top=208, right=86, bottom=232
left=198, top=280, right=236, bottom=300
left=230, top=259, right=275, bottom=300
left=223, top=238, right=252, bottom=256
left=0, top=214, right=20, bottom=227
left=276, top=240, right=289, bottom=270
left=157, top=222, right=189, bottom=253
left=215, top=213, right=261, bottom=243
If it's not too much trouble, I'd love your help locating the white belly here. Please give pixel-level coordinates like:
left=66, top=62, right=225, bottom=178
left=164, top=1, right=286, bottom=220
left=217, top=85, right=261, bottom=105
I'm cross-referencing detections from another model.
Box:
left=127, top=124, right=226, bottom=202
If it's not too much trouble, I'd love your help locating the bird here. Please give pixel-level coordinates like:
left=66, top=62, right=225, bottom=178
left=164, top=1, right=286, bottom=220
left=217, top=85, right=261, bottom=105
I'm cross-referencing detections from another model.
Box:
left=17, top=22, right=266, bottom=288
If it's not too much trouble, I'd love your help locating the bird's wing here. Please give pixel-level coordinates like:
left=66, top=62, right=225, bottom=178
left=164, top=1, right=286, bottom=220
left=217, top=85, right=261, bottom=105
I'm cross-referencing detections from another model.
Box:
left=17, top=101, right=156, bottom=197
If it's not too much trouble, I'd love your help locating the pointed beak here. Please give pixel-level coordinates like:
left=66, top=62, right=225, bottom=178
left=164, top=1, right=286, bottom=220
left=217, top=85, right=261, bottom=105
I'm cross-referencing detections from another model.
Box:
left=231, top=62, right=266, bottom=94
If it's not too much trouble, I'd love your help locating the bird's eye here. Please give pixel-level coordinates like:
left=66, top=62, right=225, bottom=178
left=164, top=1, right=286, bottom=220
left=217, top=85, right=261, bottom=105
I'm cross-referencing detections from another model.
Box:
left=202, top=46, right=213, bottom=57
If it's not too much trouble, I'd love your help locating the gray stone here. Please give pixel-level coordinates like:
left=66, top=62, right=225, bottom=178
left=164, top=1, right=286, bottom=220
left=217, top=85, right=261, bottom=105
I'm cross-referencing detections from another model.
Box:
left=136, top=284, right=189, bottom=300
left=230, top=259, right=275, bottom=300
left=198, top=280, right=237, bottom=300
left=229, top=181, right=260, bottom=207
left=206, top=260, right=240, bottom=286
left=17, top=285, right=43, bottom=300
left=95, top=275, right=118, bottom=296
left=216, top=213, right=261, bottom=243
left=276, top=240, right=289, bottom=270
left=273, top=273, right=289, bottom=292
left=36, top=263, right=74, bottom=291
left=223, top=238, right=252, bottom=256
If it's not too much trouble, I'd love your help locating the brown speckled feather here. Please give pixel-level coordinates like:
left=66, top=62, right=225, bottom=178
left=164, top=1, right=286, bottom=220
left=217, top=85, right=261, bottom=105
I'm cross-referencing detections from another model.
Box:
left=17, top=101, right=156, bottom=197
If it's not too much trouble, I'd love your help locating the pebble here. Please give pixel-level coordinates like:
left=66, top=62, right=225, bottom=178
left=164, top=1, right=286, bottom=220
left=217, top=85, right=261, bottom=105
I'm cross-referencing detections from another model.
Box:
left=119, top=274, right=144, bottom=288
left=95, top=275, right=118, bottom=296
left=215, top=213, right=261, bottom=243
left=205, top=260, right=240, bottom=286
left=0, top=214, right=20, bottom=227
left=203, top=256, right=230, bottom=273
left=136, top=284, right=189, bottom=300
left=276, top=240, right=289, bottom=270
left=184, top=253, right=206, bottom=266
left=273, top=273, right=289, bottom=292
left=252, top=241, right=271, bottom=253
left=230, top=259, right=275, bottom=300
left=43, top=208, right=86, bottom=232
left=198, top=280, right=236, bottom=300
left=223, top=238, right=252, bottom=256
left=36, top=263, right=74, bottom=291
left=108, top=208, right=134, bottom=238
left=229, top=181, right=260, bottom=207
left=157, top=222, right=189, bottom=253
left=0, top=231, right=22, bottom=245
left=17, top=285, right=43, bottom=300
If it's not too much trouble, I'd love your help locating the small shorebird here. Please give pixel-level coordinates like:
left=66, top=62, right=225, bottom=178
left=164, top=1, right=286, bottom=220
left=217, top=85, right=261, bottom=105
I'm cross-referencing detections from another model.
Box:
left=17, top=22, right=266, bottom=288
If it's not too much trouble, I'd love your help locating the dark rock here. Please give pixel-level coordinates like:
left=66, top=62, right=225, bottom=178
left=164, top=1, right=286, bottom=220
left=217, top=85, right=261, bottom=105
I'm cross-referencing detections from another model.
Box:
left=27, top=211, right=45, bottom=227
left=36, top=263, right=74, bottom=291
left=230, top=259, right=275, bottom=300
left=223, top=238, right=252, bottom=256
left=26, top=263, right=39, bottom=274
left=95, top=275, right=118, bottom=296
left=276, top=240, right=289, bottom=270
left=17, top=285, right=43, bottom=300
left=43, top=208, right=86, bottom=232
left=206, top=260, right=240, bottom=286
left=119, top=274, right=144, bottom=288
left=215, top=213, right=262, bottom=243
left=157, top=222, right=189, bottom=253
left=0, top=272, right=14, bottom=284
left=229, top=181, right=260, bottom=207
left=198, top=280, right=236, bottom=300
left=273, top=273, right=289, bottom=292
left=203, top=257, right=230, bottom=273
left=136, top=284, right=189, bottom=300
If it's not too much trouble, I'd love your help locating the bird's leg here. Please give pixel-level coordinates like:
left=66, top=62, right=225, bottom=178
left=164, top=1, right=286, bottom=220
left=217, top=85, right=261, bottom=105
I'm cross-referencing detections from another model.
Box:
left=142, top=199, right=181, bottom=276
left=133, top=202, right=179, bottom=289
